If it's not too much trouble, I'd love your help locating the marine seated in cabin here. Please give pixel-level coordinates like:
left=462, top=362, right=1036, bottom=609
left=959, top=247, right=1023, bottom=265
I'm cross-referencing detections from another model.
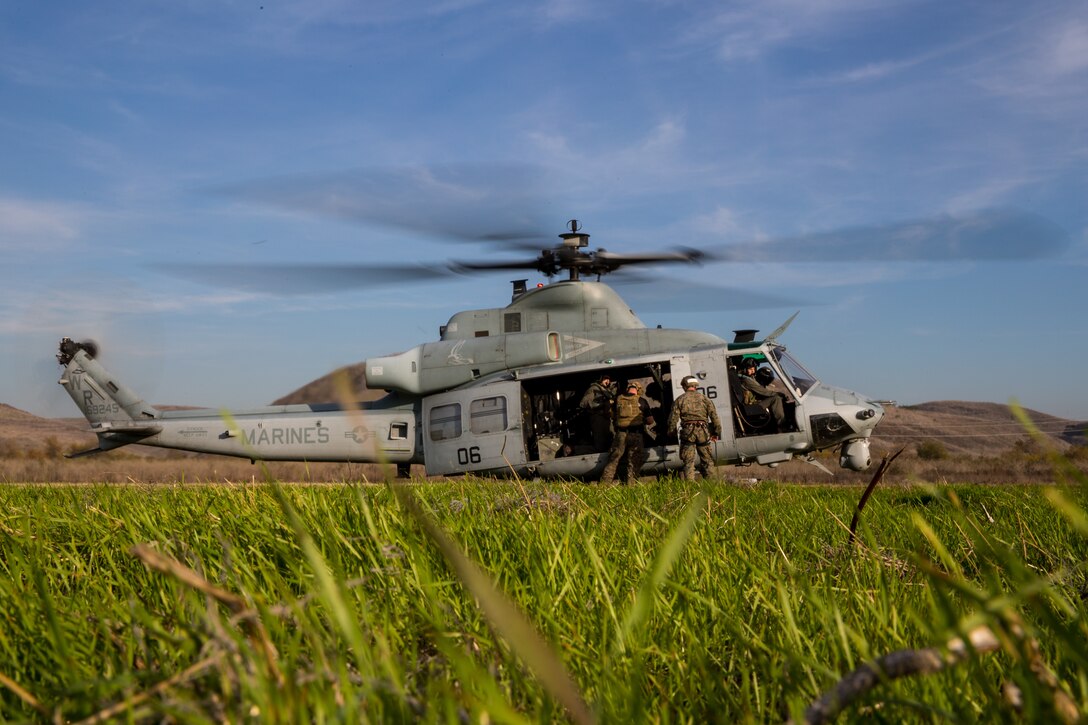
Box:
left=737, top=358, right=790, bottom=431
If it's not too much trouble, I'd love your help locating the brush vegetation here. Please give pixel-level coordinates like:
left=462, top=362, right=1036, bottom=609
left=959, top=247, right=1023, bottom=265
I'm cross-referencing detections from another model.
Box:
left=1, top=475, right=1087, bottom=723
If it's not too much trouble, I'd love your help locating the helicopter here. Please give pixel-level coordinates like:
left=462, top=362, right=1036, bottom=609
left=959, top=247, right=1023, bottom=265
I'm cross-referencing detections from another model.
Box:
left=55, top=218, right=895, bottom=479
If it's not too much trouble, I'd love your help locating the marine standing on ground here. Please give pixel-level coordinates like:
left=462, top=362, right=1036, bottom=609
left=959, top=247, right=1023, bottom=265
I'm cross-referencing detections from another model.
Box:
left=600, top=381, right=652, bottom=484
left=668, top=376, right=721, bottom=481
left=580, top=374, right=616, bottom=450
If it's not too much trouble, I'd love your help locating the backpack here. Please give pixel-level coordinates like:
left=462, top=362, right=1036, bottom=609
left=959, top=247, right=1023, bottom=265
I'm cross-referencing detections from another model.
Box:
left=615, top=394, right=643, bottom=429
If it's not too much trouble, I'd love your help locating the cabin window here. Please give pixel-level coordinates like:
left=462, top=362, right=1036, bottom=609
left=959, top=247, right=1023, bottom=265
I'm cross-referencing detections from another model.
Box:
left=429, top=403, right=462, bottom=441
left=769, top=348, right=817, bottom=396
left=389, top=422, right=408, bottom=440
left=470, top=396, right=507, bottom=435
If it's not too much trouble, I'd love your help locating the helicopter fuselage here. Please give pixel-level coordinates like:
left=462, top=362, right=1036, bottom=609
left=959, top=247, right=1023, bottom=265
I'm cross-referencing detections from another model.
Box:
left=56, top=280, right=884, bottom=477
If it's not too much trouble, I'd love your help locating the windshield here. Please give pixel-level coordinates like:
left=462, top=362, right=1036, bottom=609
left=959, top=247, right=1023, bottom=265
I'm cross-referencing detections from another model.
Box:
left=770, top=346, right=817, bottom=396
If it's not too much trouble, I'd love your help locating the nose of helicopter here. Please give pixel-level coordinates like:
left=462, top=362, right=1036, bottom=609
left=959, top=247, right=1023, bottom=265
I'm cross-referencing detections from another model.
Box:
left=854, top=399, right=885, bottom=432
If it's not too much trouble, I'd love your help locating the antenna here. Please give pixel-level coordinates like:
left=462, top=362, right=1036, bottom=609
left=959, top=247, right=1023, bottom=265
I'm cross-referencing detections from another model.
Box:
left=558, top=219, right=591, bottom=280
left=559, top=219, right=590, bottom=248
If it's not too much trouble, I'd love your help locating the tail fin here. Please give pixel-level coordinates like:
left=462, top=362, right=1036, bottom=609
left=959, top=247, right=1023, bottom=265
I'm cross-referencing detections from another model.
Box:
left=57, top=338, right=160, bottom=425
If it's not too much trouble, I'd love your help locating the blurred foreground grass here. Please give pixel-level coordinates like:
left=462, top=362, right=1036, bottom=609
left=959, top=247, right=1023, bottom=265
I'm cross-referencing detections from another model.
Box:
left=1, top=479, right=1086, bottom=723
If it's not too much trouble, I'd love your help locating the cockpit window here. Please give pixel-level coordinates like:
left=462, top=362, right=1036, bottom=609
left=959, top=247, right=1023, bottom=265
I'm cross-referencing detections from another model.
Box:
left=770, top=347, right=817, bottom=395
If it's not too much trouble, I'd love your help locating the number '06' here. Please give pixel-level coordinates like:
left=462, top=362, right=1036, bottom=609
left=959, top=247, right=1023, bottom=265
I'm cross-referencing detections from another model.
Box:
left=456, top=446, right=482, bottom=465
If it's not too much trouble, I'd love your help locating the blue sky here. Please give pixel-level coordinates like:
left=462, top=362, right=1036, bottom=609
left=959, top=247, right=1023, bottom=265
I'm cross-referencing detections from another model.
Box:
left=2, top=1, right=1086, bottom=420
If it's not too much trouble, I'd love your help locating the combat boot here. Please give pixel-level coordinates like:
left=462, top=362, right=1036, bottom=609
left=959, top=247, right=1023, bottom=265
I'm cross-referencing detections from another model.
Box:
left=599, top=462, right=618, bottom=484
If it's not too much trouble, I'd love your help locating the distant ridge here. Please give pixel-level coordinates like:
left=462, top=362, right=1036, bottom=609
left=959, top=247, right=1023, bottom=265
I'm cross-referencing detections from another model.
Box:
left=0, top=403, right=38, bottom=422
left=872, top=400, right=1085, bottom=454
left=271, top=362, right=386, bottom=406
left=0, top=403, right=95, bottom=451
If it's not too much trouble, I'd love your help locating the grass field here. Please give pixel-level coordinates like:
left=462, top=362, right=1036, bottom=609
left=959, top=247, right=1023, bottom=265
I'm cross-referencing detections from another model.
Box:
left=2, top=472, right=1087, bottom=723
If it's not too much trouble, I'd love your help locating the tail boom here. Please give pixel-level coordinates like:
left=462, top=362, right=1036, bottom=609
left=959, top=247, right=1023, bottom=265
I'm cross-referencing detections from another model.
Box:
left=56, top=338, right=420, bottom=464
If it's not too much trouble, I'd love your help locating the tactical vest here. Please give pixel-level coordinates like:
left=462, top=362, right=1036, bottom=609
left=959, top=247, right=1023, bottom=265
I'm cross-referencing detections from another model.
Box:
left=678, top=393, right=709, bottom=422
left=615, top=395, right=644, bottom=429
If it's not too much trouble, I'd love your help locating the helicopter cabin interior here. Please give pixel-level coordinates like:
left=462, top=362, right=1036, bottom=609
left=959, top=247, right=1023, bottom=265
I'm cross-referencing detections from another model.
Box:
left=518, top=361, right=677, bottom=462
left=421, top=349, right=807, bottom=476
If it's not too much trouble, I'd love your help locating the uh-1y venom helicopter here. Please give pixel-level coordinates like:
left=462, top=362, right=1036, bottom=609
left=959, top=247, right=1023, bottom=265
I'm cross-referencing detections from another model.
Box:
left=56, top=218, right=893, bottom=479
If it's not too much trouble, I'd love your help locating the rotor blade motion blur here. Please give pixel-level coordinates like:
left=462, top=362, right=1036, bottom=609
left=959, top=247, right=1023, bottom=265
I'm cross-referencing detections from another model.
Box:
left=155, top=207, right=1066, bottom=305
left=610, top=273, right=808, bottom=312
left=707, top=209, right=1068, bottom=263
left=209, top=163, right=557, bottom=244
left=163, top=262, right=457, bottom=294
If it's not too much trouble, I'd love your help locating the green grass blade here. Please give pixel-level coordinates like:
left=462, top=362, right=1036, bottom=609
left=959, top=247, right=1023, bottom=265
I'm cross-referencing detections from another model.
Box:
left=392, top=484, right=596, bottom=725
left=615, top=490, right=707, bottom=657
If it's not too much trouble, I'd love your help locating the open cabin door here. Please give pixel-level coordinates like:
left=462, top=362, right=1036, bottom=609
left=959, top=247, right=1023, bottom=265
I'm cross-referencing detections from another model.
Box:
left=688, top=348, right=730, bottom=419
left=422, top=380, right=527, bottom=476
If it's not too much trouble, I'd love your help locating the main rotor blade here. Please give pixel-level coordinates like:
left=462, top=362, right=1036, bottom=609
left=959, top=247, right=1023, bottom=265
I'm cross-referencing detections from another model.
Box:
left=452, top=248, right=704, bottom=277
left=161, top=262, right=458, bottom=294
left=593, top=248, right=705, bottom=268
left=208, top=163, right=557, bottom=244
left=707, top=209, right=1068, bottom=263
left=453, top=258, right=550, bottom=272
left=610, top=273, right=810, bottom=312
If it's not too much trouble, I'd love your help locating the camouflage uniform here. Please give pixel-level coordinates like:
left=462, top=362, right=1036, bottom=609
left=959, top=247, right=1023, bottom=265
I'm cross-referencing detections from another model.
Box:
left=600, top=385, right=651, bottom=484
left=738, top=369, right=786, bottom=426
left=580, top=378, right=615, bottom=450
left=668, top=388, right=721, bottom=481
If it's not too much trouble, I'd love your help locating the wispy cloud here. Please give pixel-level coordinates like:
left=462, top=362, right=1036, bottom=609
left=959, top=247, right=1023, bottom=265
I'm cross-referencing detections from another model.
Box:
left=672, top=0, right=908, bottom=63
left=966, top=10, right=1088, bottom=104
left=0, top=287, right=266, bottom=336
left=536, top=0, right=598, bottom=24
left=1045, top=18, right=1088, bottom=74
left=684, top=206, right=755, bottom=240
left=525, top=115, right=735, bottom=203
left=270, top=0, right=492, bottom=26
left=0, top=198, right=84, bottom=252
left=945, top=175, right=1038, bottom=213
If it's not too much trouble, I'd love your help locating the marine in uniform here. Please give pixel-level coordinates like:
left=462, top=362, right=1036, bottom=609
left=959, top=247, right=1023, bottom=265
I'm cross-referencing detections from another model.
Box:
left=737, top=359, right=786, bottom=428
left=667, top=376, right=721, bottom=481
left=600, top=381, right=652, bottom=484
left=579, top=374, right=616, bottom=451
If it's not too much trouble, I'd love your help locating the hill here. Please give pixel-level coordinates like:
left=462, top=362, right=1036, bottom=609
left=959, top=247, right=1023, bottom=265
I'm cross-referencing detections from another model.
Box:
left=272, top=362, right=386, bottom=406
left=0, top=403, right=94, bottom=455
left=870, top=400, right=1086, bottom=456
